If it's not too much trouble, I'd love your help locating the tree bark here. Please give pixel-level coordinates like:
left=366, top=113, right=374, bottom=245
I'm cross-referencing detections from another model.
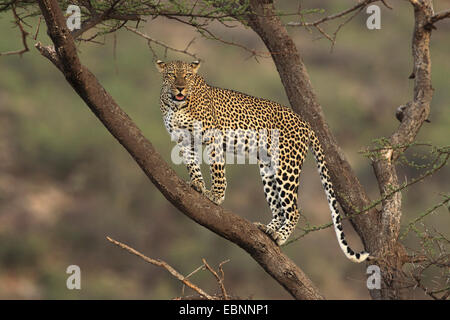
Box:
left=35, top=0, right=324, bottom=300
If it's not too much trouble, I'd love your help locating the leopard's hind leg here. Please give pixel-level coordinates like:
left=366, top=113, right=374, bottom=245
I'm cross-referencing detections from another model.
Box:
left=257, top=160, right=284, bottom=238
left=270, top=157, right=301, bottom=245
left=258, top=140, right=306, bottom=246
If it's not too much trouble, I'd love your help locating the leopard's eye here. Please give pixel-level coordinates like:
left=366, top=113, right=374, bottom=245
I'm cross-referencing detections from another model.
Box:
left=185, top=73, right=192, bottom=78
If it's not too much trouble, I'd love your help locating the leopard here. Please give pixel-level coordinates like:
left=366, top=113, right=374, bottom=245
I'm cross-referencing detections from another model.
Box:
left=156, top=60, right=370, bottom=263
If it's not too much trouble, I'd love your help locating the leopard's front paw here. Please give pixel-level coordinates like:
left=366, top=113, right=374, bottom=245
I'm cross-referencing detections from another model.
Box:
left=254, top=222, right=268, bottom=233
left=189, top=179, right=206, bottom=194
left=204, top=190, right=225, bottom=205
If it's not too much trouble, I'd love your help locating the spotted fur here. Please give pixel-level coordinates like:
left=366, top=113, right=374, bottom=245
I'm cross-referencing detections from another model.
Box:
left=156, top=60, right=369, bottom=263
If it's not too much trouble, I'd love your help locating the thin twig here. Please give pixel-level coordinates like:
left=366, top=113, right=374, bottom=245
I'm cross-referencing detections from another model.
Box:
left=0, top=4, right=29, bottom=57
left=329, top=4, right=366, bottom=51
left=106, top=236, right=215, bottom=300
left=33, top=16, right=42, bottom=40
left=288, top=0, right=375, bottom=49
left=202, top=258, right=230, bottom=300
left=400, top=195, right=450, bottom=239
left=287, top=0, right=378, bottom=27
left=125, top=26, right=200, bottom=60
left=181, top=262, right=205, bottom=297
left=162, top=14, right=270, bottom=59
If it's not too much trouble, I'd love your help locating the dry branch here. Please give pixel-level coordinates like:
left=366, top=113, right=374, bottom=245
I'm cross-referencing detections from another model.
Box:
left=202, top=258, right=230, bottom=300
left=107, top=236, right=215, bottom=300
left=0, top=4, right=29, bottom=57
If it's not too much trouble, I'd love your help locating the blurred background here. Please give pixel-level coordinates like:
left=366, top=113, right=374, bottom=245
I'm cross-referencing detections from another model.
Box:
left=0, top=0, right=448, bottom=299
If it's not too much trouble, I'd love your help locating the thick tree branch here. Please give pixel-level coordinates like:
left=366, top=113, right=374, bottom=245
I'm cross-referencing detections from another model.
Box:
left=369, top=0, right=436, bottom=299
left=373, top=0, right=434, bottom=240
left=35, top=0, right=323, bottom=300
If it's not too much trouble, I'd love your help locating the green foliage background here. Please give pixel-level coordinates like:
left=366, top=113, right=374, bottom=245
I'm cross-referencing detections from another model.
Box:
left=0, top=1, right=448, bottom=299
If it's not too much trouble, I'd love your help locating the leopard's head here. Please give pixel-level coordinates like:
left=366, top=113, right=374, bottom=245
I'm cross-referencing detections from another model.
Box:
left=156, top=60, right=201, bottom=106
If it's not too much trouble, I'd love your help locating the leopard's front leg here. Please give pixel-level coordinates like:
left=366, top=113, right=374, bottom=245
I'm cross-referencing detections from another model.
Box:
left=205, top=141, right=227, bottom=205
left=179, top=137, right=206, bottom=195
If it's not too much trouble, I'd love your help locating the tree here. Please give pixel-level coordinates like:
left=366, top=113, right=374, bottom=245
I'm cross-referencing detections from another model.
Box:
left=1, top=0, right=448, bottom=299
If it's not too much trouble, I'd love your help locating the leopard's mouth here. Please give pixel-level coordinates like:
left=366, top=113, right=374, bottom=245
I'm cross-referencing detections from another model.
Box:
left=172, top=93, right=186, bottom=102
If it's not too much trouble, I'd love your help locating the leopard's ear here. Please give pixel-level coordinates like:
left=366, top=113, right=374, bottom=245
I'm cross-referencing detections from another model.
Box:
left=156, top=60, right=166, bottom=73
left=190, top=60, right=201, bottom=73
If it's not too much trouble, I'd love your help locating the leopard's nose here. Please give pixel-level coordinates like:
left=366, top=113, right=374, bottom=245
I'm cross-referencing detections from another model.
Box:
left=176, top=87, right=184, bottom=93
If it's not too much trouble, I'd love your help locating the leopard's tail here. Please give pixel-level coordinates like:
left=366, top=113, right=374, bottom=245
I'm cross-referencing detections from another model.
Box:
left=309, top=130, right=370, bottom=263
